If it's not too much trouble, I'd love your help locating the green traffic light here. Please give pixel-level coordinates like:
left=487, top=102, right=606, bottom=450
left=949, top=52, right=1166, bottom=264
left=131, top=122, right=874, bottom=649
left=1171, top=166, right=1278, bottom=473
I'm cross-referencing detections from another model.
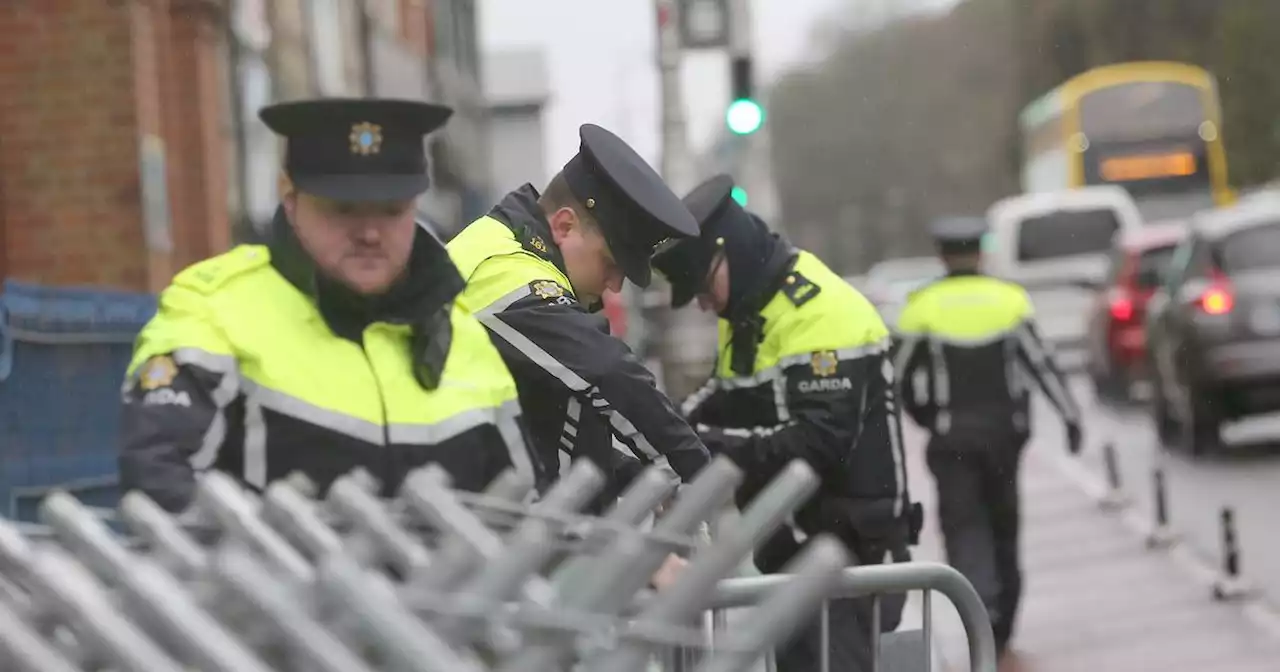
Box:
left=726, top=98, right=765, bottom=135
left=730, top=186, right=748, bottom=206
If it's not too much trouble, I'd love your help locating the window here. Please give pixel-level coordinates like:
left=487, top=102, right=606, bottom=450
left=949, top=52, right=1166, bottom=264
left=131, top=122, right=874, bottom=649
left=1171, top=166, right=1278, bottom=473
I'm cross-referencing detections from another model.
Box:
left=1134, top=244, right=1178, bottom=289
left=1217, top=222, right=1280, bottom=274
left=1015, top=208, right=1120, bottom=262
left=1079, top=81, right=1206, bottom=142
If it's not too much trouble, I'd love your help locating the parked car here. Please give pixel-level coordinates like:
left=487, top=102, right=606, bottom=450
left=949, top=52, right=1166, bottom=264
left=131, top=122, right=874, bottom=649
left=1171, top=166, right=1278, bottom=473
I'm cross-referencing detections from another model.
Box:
left=863, top=257, right=944, bottom=325
left=1145, top=196, right=1280, bottom=455
left=986, top=186, right=1144, bottom=371
left=1084, top=221, right=1188, bottom=403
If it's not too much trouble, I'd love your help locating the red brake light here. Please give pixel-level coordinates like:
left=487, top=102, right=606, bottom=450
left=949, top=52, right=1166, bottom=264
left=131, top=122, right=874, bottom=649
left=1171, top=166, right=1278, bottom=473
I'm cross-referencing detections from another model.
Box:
left=1200, top=286, right=1233, bottom=315
left=1109, top=295, right=1134, bottom=321
left=1198, top=269, right=1234, bottom=315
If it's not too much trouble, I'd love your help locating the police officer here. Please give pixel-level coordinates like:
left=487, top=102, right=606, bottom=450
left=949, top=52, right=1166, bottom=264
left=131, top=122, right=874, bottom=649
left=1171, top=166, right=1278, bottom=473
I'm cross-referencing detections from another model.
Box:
left=119, top=98, right=540, bottom=512
left=652, top=175, right=919, bottom=672
left=447, top=124, right=711, bottom=503
left=892, top=216, right=1083, bottom=656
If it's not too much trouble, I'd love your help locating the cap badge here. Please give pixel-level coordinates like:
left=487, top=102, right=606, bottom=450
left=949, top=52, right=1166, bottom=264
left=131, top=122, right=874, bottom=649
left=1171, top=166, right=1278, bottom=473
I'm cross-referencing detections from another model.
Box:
left=349, top=122, right=383, bottom=156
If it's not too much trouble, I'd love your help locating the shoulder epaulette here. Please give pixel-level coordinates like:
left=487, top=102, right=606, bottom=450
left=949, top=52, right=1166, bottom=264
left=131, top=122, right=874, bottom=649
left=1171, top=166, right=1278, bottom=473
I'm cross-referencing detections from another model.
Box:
left=173, top=245, right=271, bottom=295
left=781, top=270, right=821, bottom=307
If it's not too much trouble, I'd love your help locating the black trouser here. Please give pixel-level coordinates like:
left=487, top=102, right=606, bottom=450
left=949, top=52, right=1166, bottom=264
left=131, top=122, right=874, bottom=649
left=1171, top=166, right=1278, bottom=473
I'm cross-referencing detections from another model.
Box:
left=925, top=432, right=1026, bottom=652
left=771, top=533, right=911, bottom=671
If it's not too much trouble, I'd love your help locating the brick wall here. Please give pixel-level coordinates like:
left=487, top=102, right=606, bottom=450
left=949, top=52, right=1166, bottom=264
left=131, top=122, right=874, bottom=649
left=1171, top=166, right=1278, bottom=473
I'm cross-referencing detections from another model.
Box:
left=0, top=0, right=227, bottom=293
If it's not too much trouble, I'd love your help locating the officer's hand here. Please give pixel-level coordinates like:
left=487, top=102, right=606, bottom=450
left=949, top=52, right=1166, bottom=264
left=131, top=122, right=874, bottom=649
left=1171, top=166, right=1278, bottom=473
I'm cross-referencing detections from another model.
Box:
left=1066, top=423, right=1083, bottom=456
left=650, top=553, right=688, bottom=591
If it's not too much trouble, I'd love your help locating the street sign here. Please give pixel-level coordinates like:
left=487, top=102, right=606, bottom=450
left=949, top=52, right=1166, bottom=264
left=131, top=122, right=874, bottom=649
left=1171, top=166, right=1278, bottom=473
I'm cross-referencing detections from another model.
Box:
left=679, top=0, right=729, bottom=49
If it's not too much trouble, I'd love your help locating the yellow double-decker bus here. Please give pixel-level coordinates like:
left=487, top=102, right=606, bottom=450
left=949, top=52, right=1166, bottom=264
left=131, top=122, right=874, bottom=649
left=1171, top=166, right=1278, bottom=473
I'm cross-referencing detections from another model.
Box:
left=1019, top=61, right=1235, bottom=221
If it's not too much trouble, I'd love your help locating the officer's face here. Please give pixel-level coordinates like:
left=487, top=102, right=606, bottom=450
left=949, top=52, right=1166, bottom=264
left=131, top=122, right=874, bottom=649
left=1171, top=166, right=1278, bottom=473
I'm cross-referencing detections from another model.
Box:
left=286, top=190, right=418, bottom=295
left=549, top=206, right=624, bottom=304
left=695, top=252, right=729, bottom=314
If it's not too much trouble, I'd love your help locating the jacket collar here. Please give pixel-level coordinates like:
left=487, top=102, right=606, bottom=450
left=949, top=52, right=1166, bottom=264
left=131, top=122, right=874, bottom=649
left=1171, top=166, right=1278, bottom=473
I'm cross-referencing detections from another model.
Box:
left=486, top=185, right=571, bottom=279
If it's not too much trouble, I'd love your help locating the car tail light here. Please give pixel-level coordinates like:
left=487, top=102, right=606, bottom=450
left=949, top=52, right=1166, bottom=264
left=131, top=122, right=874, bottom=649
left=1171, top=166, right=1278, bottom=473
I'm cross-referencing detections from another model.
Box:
left=1109, top=293, right=1135, bottom=322
left=1200, top=285, right=1234, bottom=315
left=1198, top=270, right=1234, bottom=316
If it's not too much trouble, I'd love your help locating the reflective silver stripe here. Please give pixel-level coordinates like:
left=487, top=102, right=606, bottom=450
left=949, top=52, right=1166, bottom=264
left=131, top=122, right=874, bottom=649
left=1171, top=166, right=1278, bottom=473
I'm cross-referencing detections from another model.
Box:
left=478, top=310, right=661, bottom=461
left=699, top=422, right=794, bottom=438
left=772, top=375, right=791, bottom=423
left=882, top=358, right=906, bottom=517
left=244, top=396, right=268, bottom=489
left=928, top=339, right=951, bottom=434
left=1003, top=337, right=1027, bottom=432
left=191, top=368, right=240, bottom=471
left=171, top=347, right=237, bottom=374
left=892, top=336, right=921, bottom=406
left=483, top=285, right=534, bottom=316
left=388, top=406, right=506, bottom=444
left=926, top=329, right=1019, bottom=347
left=148, top=348, right=240, bottom=472
left=242, top=379, right=386, bottom=445
left=1016, top=323, right=1081, bottom=423
left=494, top=400, right=535, bottom=487
left=560, top=397, right=582, bottom=457
left=717, top=341, right=891, bottom=390
left=680, top=378, right=721, bottom=417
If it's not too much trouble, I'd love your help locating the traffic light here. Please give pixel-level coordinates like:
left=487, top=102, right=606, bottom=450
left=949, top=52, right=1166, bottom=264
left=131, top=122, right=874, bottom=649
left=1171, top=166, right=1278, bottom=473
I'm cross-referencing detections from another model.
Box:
left=726, top=55, right=764, bottom=135
left=730, top=185, right=749, bottom=206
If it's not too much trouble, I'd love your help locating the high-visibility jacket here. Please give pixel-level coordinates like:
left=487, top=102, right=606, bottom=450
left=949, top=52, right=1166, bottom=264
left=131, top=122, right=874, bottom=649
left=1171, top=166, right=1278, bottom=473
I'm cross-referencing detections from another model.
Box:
left=893, top=271, right=1081, bottom=439
left=448, top=186, right=710, bottom=501
left=118, top=217, right=536, bottom=512
left=682, top=248, right=916, bottom=571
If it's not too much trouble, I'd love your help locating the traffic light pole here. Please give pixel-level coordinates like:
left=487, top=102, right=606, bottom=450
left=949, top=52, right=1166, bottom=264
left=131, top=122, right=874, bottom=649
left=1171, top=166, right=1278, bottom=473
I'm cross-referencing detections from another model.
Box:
left=644, top=0, right=695, bottom=392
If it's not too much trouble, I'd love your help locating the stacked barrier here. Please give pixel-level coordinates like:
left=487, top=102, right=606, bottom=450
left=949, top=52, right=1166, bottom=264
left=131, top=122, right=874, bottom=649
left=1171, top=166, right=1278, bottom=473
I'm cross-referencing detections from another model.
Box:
left=0, top=455, right=998, bottom=672
left=0, top=281, right=157, bottom=520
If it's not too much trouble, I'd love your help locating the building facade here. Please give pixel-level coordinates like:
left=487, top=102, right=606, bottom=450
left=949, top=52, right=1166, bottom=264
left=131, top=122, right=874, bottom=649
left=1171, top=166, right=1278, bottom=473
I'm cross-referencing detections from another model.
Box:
left=0, top=0, right=490, bottom=291
left=483, top=47, right=552, bottom=196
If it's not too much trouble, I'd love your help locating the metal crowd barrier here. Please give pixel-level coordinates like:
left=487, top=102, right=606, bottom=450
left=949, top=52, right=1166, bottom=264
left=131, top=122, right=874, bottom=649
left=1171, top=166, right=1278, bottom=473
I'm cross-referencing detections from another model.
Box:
left=0, top=454, right=995, bottom=672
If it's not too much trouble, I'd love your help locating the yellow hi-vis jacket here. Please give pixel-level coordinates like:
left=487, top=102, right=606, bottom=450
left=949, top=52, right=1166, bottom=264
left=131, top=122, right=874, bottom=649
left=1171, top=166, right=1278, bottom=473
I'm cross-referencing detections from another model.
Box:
left=119, top=220, right=535, bottom=512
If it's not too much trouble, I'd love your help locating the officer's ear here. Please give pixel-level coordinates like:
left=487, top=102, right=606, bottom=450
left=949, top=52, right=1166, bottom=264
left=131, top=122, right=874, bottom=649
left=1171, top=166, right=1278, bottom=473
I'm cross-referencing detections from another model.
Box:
left=547, top=206, right=582, bottom=246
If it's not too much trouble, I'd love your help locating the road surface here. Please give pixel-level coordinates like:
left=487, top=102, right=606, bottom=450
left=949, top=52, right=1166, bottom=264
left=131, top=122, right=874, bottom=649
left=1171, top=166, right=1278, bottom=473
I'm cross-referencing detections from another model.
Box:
left=1063, top=376, right=1280, bottom=609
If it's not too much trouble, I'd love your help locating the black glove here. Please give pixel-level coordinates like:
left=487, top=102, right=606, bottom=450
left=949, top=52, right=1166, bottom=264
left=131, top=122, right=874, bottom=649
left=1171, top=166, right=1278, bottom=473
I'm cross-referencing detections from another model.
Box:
left=1066, top=423, right=1083, bottom=456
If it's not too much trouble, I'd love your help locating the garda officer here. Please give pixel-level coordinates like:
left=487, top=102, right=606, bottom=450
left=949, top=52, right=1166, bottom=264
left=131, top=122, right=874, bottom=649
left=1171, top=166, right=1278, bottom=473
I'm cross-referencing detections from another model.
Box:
left=119, top=98, right=540, bottom=512
left=893, top=216, right=1083, bottom=656
left=652, top=175, right=920, bottom=672
left=447, top=124, right=711, bottom=503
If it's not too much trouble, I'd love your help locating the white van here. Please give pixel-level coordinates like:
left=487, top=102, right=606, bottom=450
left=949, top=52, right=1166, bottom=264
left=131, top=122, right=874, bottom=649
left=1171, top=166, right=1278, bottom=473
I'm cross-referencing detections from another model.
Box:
left=986, top=186, right=1145, bottom=370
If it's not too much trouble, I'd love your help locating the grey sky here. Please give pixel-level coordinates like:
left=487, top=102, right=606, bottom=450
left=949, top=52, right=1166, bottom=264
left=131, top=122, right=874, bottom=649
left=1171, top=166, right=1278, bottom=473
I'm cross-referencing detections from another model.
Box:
left=478, top=0, right=958, bottom=180
left=478, top=0, right=851, bottom=179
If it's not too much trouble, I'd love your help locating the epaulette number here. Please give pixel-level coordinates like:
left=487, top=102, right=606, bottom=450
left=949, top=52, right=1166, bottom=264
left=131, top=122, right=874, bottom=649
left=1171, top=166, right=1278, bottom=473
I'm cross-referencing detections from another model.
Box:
left=782, top=271, right=821, bottom=307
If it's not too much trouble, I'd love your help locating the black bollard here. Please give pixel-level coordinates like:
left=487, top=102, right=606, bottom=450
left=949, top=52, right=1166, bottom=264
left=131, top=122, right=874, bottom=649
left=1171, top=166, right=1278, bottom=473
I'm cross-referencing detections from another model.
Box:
left=1103, top=442, right=1122, bottom=491
left=1212, top=506, right=1249, bottom=600
left=1099, top=442, right=1127, bottom=509
left=1154, top=469, right=1169, bottom=527
left=1222, top=507, right=1239, bottom=579
left=1146, top=468, right=1175, bottom=548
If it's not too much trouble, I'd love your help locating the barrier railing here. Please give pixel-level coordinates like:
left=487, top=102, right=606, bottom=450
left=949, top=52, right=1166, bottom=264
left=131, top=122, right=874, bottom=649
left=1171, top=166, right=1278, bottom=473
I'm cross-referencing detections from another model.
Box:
left=0, top=455, right=993, bottom=672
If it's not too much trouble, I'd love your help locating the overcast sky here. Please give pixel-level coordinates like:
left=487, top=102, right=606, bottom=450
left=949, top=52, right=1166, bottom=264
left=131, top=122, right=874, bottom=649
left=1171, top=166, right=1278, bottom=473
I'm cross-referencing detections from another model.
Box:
left=477, top=0, right=956, bottom=181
